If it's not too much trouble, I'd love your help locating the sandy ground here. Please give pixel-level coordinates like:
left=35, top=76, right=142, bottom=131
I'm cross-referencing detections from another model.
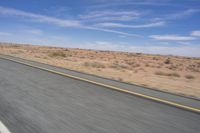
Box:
left=0, top=42, right=200, bottom=98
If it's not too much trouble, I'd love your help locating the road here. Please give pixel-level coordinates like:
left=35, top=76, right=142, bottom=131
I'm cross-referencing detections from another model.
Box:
left=0, top=57, right=200, bottom=133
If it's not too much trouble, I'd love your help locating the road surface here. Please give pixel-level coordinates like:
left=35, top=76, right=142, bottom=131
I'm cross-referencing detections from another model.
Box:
left=0, top=57, right=200, bottom=133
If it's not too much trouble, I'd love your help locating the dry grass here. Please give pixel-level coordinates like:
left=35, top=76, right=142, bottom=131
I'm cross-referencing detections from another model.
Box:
left=155, top=71, right=180, bottom=77
left=48, top=51, right=66, bottom=58
left=185, top=75, right=195, bottom=79
left=83, top=62, right=105, bottom=68
left=110, top=64, right=130, bottom=70
left=164, top=58, right=171, bottom=64
left=0, top=42, right=200, bottom=98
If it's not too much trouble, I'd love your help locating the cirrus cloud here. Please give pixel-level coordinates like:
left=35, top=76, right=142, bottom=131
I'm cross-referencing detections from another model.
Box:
left=79, top=10, right=141, bottom=22
left=94, top=21, right=165, bottom=28
left=0, top=6, right=141, bottom=37
left=150, top=35, right=195, bottom=41
left=191, top=30, right=200, bottom=37
left=0, top=6, right=81, bottom=27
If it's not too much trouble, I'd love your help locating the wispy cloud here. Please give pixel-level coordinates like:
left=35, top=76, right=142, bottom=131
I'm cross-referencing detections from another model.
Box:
left=191, top=30, right=200, bottom=37
left=154, top=9, right=200, bottom=21
left=88, top=0, right=172, bottom=9
left=0, top=6, right=141, bottom=37
left=177, top=41, right=193, bottom=45
left=168, top=9, right=200, bottom=20
left=94, top=21, right=165, bottom=28
left=0, top=6, right=81, bottom=27
left=150, top=35, right=195, bottom=41
left=79, top=10, right=141, bottom=22
left=84, top=26, right=142, bottom=37
left=0, top=32, right=12, bottom=36
left=25, top=29, right=44, bottom=35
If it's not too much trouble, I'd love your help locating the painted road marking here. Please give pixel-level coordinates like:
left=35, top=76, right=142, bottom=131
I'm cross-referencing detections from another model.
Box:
left=0, top=56, right=200, bottom=113
left=0, top=121, right=11, bottom=133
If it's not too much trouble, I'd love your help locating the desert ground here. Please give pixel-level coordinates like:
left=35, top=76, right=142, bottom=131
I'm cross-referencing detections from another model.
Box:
left=0, top=42, right=200, bottom=98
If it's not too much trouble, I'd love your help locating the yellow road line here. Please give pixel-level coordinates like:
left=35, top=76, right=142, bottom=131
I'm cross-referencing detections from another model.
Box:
left=1, top=56, right=200, bottom=113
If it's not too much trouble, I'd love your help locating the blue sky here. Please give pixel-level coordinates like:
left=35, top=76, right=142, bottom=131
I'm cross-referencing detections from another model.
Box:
left=0, top=0, right=200, bottom=57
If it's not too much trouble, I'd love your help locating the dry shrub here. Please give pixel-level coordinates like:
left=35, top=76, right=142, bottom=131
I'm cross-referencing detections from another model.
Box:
left=197, top=62, right=200, bottom=68
left=110, top=63, right=129, bottom=69
left=8, top=44, right=20, bottom=48
left=64, top=48, right=69, bottom=51
left=185, top=75, right=195, bottom=79
left=118, top=77, right=123, bottom=82
left=83, top=62, right=105, bottom=68
left=167, top=64, right=178, bottom=70
left=132, top=63, right=140, bottom=68
left=126, top=61, right=135, bottom=66
left=156, top=65, right=162, bottom=68
left=34, top=55, right=41, bottom=58
left=187, top=64, right=200, bottom=72
left=152, top=57, right=159, bottom=60
left=164, top=58, right=171, bottom=64
left=155, top=71, right=180, bottom=77
left=170, top=72, right=180, bottom=77
left=136, top=53, right=142, bottom=55
left=138, top=68, right=145, bottom=72
left=49, top=51, right=66, bottom=57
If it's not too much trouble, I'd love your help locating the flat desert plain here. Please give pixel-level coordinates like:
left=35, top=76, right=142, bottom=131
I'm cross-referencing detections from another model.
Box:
left=1, top=42, right=200, bottom=98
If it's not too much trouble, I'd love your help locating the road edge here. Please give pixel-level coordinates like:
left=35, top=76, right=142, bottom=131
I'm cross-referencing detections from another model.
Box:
left=0, top=121, right=11, bottom=133
left=0, top=55, right=200, bottom=114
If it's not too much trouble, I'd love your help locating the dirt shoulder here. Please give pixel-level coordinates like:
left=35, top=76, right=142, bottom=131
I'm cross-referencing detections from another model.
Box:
left=1, top=42, right=200, bottom=99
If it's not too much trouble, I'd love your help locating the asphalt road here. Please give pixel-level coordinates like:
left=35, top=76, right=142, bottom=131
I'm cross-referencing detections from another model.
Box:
left=1, top=54, right=200, bottom=109
left=0, top=58, right=200, bottom=133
